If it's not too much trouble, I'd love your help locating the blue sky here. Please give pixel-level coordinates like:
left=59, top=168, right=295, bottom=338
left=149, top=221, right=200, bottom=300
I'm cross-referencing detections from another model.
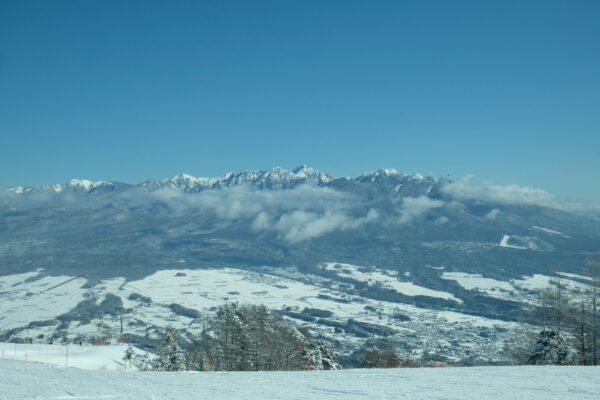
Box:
left=1, top=0, right=598, bottom=202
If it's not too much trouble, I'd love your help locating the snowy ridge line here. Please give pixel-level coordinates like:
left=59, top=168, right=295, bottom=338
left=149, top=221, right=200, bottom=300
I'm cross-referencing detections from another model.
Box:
left=3, top=165, right=434, bottom=193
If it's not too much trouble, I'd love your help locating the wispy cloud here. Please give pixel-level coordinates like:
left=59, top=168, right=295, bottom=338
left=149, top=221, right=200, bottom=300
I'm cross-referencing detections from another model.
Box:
left=441, top=175, right=600, bottom=212
left=485, top=209, right=501, bottom=220
left=147, top=185, right=380, bottom=242
left=398, top=196, right=445, bottom=224
left=257, top=208, right=379, bottom=243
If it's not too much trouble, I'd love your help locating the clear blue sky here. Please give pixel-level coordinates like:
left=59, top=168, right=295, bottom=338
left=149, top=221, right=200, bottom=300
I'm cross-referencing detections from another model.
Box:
left=1, top=0, right=598, bottom=202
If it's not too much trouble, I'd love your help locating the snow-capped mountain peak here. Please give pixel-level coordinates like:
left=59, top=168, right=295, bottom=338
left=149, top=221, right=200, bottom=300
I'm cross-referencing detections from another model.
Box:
left=4, top=166, right=429, bottom=194
left=162, top=174, right=216, bottom=191
left=153, top=166, right=332, bottom=191
left=65, top=179, right=114, bottom=191
left=358, top=168, right=431, bottom=183
left=292, top=165, right=332, bottom=184
left=379, top=168, right=402, bottom=176
left=5, top=186, right=33, bottom=194
left=41, top=184, right=63, bottom=192
left=67, top=179, right=94, bottom=190
left=359, top=168, right=405, bottom=182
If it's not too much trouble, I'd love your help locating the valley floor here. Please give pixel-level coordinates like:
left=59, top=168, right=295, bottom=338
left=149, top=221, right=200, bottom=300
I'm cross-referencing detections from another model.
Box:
left=1, top=358, right=599, bottom=400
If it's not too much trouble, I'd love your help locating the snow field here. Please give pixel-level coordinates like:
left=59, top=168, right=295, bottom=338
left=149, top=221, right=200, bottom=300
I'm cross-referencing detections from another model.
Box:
left=322, top=262, right=462, bottom=303
left=1, top=358, right=599, bottom=400
left=441, top=271, right=591, bottom=304
left=0, top=272, right=87, bottom=330
left=0, top=343, right=146, bottom=371
left=0, top=266, right=529, bottom=362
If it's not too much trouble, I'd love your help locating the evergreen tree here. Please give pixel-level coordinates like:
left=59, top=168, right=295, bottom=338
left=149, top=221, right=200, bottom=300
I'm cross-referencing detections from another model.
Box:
left=155, top=327, right=185, bottom=371
left=208, top=303, right=338, bottom=371
left=360, top=347, right=402, bottom=368
left=314, top=339, right=341, bottom=370
left=214, top=303, right=248, bottom=370
left=527, top=329, right=577, bottom=365
left=185, top=343, right=207, bottom=371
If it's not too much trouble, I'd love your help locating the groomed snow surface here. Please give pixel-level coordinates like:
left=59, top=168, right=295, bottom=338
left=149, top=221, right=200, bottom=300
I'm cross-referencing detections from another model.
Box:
left=0, top=343, right=146, bottom=371
left=1, top=358, right=599, bottom=400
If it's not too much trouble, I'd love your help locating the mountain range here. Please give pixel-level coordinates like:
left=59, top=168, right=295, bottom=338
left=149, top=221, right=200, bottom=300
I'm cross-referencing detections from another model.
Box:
left=1, top=166, right=599, bottom=365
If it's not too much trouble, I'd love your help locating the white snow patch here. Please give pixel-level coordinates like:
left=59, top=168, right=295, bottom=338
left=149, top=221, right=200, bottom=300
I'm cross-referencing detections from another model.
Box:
left=442, top=272, right=591, bottom=304
left=531, top=226, right=570, bottom=237
left=557, top=272, right=592, bottom=281
left=323, top=263, right=462, bottom=303
left=442, top=272, right=514, bottom=291
left=498, top=234, right=527, bottom=249
left=5, top=187, right=32, bottom=194
left=0, top=272, right=87, bottom=330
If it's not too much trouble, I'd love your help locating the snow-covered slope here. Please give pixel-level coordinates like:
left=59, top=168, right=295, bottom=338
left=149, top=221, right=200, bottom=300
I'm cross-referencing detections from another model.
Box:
left=156, top=165, right=333, bottom=191
left=0, top=343, right=146, bottom=371
left=1, top=358, right=599, bottom=400
left=1, top=265, right=590, bottom=365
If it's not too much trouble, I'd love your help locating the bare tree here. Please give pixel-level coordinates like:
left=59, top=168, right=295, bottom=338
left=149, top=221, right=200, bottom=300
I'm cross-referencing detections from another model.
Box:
left=586, top=258, right=600, bottom=365
left=534, top=273, right=573, bottom=332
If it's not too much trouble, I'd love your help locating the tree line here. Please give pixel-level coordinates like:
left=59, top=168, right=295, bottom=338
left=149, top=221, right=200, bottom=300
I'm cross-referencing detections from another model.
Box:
left=147, top=303, right=339, bottom=372
left=526, top=258, right=600, bottom=365
left=139, top=258, right=600, bottom=370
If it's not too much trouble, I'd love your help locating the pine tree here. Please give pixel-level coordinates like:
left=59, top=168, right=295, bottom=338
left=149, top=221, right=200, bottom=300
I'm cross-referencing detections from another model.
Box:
left=155, top=327, right=185, bottom=371
left=527, top=329, right=577, bottom=365
left=360, top=347, right=401, bottom=368
left=314, top=339, right=340, bottom=370
left=214, top=303, right=249, bottom=370
left=185, top=343, right=207, bottom=371
left=208, top=303, right=339, bottom=371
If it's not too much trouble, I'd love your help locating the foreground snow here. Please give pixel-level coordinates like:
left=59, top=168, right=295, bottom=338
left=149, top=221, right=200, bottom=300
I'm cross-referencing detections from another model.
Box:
left=1, top=359, right=599, bottom=400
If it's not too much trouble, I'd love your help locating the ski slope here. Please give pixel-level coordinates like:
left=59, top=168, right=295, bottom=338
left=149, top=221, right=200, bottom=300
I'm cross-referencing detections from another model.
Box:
left=1, top=358, right=599, bottom=400
left=0, top=343, right=145, bottom=371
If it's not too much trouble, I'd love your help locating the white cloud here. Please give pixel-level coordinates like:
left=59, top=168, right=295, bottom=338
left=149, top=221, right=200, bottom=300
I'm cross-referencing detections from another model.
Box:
left=485, top=209, right=501, bottom=220
left=267, top=209, right=379, bottom=243
left=441, top=175, right=556, bottom=206
left=434, top=216, right=450, bottom=225
left=398, top=196, right=445, bottom=224
left=146, top=185, right=380, bottom=242
left=0, top=184, right=382, bottom=243
left=440, top=175, right=600, bottom=212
